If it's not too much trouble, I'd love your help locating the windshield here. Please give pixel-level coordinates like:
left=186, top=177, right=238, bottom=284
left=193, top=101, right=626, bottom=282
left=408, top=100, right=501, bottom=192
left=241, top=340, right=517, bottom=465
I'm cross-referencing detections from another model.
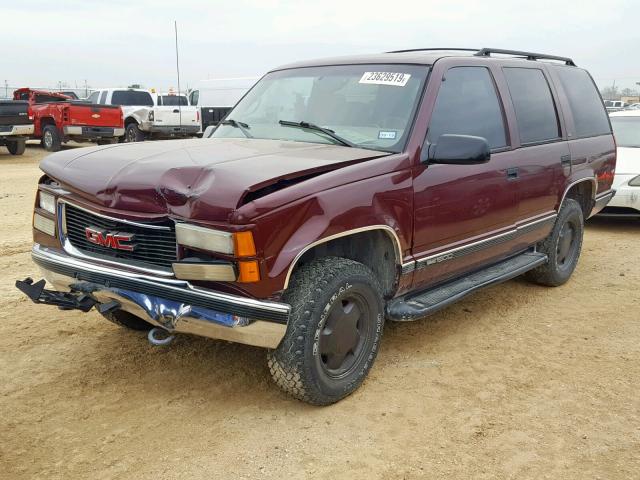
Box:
left=211, top=64, right=429, bottom=152
left=160, top=95, right=188, bottom=106
left=111, top=90, right=154, bottom=106
left=611, top=116, right=640, bottom=147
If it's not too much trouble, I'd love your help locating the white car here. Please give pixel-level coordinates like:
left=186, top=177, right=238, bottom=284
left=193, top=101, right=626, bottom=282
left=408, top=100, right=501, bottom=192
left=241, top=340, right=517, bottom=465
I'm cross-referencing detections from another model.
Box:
left=602, top=111, right=640, bottom=217
left=88, top=88, right=200, bottom=142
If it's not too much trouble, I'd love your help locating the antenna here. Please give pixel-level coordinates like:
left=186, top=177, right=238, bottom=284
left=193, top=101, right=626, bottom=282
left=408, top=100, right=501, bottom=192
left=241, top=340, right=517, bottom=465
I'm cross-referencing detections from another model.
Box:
left=174, top=20, right=182, bottom=129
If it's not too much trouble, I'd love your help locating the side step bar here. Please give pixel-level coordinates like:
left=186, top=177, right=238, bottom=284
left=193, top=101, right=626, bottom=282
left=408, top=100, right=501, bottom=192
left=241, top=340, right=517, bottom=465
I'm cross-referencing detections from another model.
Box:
left=387, top=252, right=547, bottom=322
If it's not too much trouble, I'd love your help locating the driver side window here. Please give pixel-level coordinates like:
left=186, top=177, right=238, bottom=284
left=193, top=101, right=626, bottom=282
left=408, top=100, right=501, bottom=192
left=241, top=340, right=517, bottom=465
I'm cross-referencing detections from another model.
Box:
left=427, top=67, right=507, bottom=150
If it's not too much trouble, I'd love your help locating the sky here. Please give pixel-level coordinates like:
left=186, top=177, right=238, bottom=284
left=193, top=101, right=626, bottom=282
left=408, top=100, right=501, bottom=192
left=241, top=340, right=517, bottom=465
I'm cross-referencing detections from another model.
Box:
left=2, top=0, right=639, bottom=95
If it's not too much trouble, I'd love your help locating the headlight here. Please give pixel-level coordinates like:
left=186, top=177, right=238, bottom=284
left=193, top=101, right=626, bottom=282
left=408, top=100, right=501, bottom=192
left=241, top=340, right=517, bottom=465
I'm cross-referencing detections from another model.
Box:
left=629, top=175, right=640, bottom=186
left=176, top=223, right=234, bottom=254
left=38, top=191, right=56, bottom=214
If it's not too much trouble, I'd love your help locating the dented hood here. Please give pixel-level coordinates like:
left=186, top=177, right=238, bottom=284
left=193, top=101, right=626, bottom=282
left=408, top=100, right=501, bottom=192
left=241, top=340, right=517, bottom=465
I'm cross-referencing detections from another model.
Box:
left=40, top=137, right=387, bottom=222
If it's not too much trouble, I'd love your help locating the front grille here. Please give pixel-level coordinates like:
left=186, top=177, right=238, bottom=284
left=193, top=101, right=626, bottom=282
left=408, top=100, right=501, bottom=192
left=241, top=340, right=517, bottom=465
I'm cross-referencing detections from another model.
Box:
left=64, top=204, right=177, bottom=269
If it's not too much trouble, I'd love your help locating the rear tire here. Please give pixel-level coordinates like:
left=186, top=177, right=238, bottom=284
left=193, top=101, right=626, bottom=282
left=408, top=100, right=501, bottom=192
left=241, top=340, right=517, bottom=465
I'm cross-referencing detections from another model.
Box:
left=41, top=125, right=62, bottom=152
left=268, top=257, right=384, bottom=405
left=525, top=198, right=584, bottom=286
left=101, top=310, right=154, bottom=331
left=6, top=138, right=26, bottom=155
left=125, top=123, right=145, bottom=142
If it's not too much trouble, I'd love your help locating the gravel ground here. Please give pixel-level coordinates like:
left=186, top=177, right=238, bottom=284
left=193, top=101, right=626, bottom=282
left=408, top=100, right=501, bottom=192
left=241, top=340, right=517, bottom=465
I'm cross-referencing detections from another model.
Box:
left=1, top=145, right=639, bottom=479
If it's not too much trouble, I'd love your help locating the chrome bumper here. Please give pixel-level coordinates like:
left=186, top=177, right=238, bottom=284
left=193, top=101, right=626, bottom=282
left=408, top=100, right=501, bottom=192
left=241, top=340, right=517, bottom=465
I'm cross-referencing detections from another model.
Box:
left=31, top=244, right=289, bottom=348
left=0, top=124, right=34, bottom=136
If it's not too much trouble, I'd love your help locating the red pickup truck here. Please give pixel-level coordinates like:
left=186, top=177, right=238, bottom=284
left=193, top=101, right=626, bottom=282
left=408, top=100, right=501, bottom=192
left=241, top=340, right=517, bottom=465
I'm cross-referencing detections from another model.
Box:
left=13, top=89, right=124, bottom=151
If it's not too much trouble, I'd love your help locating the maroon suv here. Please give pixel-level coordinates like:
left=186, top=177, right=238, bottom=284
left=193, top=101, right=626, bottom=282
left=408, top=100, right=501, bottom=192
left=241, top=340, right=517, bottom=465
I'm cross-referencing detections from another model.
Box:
left=18, top=48, right=615, bottom=405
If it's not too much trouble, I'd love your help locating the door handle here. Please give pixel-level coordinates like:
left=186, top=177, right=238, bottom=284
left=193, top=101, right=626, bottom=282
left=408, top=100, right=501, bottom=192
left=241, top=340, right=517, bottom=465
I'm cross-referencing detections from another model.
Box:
left=506, top=167, right=519, bottom=180
left=173, top=109, right=179, bottom=113
left=561, top=155, right=572, bottom=167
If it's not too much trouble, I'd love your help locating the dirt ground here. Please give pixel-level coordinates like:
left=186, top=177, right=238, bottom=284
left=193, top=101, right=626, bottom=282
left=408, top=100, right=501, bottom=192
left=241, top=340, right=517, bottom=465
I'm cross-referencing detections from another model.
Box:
left=0, top=145, right=638, bottom=480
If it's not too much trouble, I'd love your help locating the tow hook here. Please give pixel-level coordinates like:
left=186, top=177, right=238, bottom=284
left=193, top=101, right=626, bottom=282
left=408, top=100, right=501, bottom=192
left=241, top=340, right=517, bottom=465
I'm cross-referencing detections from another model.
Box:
left=147, top=327, right=175, bottom=346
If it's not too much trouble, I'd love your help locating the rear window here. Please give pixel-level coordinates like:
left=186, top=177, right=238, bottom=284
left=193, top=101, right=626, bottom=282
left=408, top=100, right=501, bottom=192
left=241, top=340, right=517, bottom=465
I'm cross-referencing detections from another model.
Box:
left=554, top=67, right=611, bottom=138
left=111, top=90, right=154, bottom=106
left=610, top=116, right=640, bottom=148
left=503, top=68, right=560, bottom=144
left=35, top=94, right=67, bottom=103
left=160, top=95, right=188, bottom=106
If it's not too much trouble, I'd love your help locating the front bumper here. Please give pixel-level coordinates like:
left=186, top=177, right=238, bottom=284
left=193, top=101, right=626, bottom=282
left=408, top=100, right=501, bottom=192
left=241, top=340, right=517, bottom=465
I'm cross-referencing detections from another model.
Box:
left=0, top=124, right=34, bottom=136
left=62, top=126, right=125, bottom=138
left=29, top=244, right=290, bottom=348
left=139, top=123, right=200, bottom=136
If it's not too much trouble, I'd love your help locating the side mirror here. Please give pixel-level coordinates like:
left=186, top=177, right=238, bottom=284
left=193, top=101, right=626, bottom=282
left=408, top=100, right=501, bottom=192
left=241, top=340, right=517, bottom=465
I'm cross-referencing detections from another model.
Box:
left=423, top=134, right=491, bottom=165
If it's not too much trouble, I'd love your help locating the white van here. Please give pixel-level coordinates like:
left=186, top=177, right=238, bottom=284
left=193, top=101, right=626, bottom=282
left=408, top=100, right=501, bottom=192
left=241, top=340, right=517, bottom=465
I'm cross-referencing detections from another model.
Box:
left=189, top=77, right=258, bottom=132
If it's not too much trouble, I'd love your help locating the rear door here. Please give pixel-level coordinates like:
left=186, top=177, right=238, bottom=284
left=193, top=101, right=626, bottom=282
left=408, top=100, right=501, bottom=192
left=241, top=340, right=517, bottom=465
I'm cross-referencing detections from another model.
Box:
left=410, top=60, right=521, bottom=290
left=497, top=64, right=568, bottom=224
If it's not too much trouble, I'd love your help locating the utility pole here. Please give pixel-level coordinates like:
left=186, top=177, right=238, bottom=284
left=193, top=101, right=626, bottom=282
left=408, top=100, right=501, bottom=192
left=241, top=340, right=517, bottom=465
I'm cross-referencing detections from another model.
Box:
left=84, top=79, right=88, bottom=98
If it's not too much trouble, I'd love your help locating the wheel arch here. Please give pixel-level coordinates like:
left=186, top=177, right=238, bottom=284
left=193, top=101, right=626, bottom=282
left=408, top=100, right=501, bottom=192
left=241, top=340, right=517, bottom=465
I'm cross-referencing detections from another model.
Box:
left=560, top=177, right=597, bottom=218
left=283, top=225, right=403, bottom=297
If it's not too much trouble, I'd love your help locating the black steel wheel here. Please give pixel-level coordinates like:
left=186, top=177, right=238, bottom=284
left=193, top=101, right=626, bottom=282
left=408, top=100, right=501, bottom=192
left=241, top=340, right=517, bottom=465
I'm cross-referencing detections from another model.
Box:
left=525, top=198, right=584, bottom=286
left=268, top=257, right=384, bottom=405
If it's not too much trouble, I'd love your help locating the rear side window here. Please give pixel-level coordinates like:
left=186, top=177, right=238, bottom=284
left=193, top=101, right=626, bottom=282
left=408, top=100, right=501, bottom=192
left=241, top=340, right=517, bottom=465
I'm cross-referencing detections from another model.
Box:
left=160, top=95, right=188, bottom=106
left=111, top=90, right=154, bottom=106
left=427, top=67, right=507, bottom=149
left=503, top=68, right=560, bottom=144
left=554, top=67, right=611, bottom=138
left=87, top=91, right=99, bottom=103
left=99, top=91, right=107, bottom=104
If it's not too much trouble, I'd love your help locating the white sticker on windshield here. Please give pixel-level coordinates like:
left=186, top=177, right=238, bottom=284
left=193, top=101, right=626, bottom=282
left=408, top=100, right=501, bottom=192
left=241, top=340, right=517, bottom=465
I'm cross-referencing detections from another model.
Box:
left=378, top=131, right=397, bottom=140
left=359, top=72, right=411, bottom=87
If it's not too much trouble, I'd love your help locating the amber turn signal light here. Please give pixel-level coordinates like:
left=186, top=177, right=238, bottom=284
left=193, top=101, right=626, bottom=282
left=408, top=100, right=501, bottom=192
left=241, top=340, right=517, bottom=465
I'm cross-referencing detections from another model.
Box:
left=237, top=260, right=260, bottom=283
left=233, top=231, right=256, bottom=257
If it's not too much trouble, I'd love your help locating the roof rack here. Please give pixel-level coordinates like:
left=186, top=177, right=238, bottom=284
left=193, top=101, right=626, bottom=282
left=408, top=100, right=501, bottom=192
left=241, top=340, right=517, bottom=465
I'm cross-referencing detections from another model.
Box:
left=474, top=48, right=576, bottom=66
left=388, top=48, right=480, bottom=54
left=387, top=47, right=576, bottom=66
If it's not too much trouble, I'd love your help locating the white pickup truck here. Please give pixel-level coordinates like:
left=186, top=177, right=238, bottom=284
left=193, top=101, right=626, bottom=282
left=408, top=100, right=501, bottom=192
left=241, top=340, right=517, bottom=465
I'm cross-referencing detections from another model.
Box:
left=88, top=88, right=200, bottom=142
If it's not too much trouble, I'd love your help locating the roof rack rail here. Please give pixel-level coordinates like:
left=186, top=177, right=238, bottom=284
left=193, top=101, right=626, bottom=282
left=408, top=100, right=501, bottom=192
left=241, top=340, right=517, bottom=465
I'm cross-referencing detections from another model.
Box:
left=387, top=48, right=480, bottom=54
left=474, top=48, right=576, bottom=66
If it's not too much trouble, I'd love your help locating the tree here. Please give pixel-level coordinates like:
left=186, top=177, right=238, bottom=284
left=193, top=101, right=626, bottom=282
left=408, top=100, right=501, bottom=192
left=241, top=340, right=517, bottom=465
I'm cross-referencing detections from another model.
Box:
left=600, top=85, right=619, bottom=100
left=621, top=88, right=634, bottom=96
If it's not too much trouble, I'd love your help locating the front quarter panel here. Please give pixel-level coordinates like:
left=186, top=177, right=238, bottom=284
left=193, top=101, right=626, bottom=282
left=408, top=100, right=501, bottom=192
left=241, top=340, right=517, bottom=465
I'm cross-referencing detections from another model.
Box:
left=238, top=154, right=414, bottom=298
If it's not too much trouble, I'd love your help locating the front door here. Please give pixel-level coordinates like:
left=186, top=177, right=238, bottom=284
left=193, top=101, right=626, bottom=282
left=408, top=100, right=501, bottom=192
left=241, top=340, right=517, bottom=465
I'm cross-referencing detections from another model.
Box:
left=410, top=64, right=520, bottom=290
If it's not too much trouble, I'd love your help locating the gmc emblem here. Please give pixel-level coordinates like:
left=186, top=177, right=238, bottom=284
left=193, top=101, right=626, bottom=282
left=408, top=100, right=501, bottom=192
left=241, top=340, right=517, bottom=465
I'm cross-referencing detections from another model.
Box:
left=85, top=227, right=135, bottom=251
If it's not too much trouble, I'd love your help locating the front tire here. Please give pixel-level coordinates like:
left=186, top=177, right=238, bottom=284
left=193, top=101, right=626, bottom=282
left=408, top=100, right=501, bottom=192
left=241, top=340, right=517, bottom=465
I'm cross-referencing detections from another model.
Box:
left=125, top=123, right=145, bottom=142
left=525, top=198, right=584, bottom=286
left=41, top=125, right=62, bottom=152
left=268, top=257, right=384, bottom=405
left=6, top=138, right=26, bottom=155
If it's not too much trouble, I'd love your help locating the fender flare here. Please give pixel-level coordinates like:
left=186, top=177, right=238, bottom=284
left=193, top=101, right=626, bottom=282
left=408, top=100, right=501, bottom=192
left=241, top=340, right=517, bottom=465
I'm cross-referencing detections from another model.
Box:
left=281, top=225, right=403, bottom=290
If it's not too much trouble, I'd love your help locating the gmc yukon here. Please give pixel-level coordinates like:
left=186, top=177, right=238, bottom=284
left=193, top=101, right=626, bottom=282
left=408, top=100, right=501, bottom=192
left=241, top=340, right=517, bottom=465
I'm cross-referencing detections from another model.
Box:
left=17, top=48, right=616, bottom=405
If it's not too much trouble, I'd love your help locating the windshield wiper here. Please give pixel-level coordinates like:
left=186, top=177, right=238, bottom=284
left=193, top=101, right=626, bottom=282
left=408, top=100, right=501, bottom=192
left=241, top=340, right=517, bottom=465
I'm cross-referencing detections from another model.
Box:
left=220, top=119, right=252, bottom=138
left=278, top=120, right=355, bottom=148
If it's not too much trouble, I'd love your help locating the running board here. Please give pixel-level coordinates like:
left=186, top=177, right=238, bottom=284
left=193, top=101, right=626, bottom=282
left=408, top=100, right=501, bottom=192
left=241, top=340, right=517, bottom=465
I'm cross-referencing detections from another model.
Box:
left=386, top=252, right=548, bottom=322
